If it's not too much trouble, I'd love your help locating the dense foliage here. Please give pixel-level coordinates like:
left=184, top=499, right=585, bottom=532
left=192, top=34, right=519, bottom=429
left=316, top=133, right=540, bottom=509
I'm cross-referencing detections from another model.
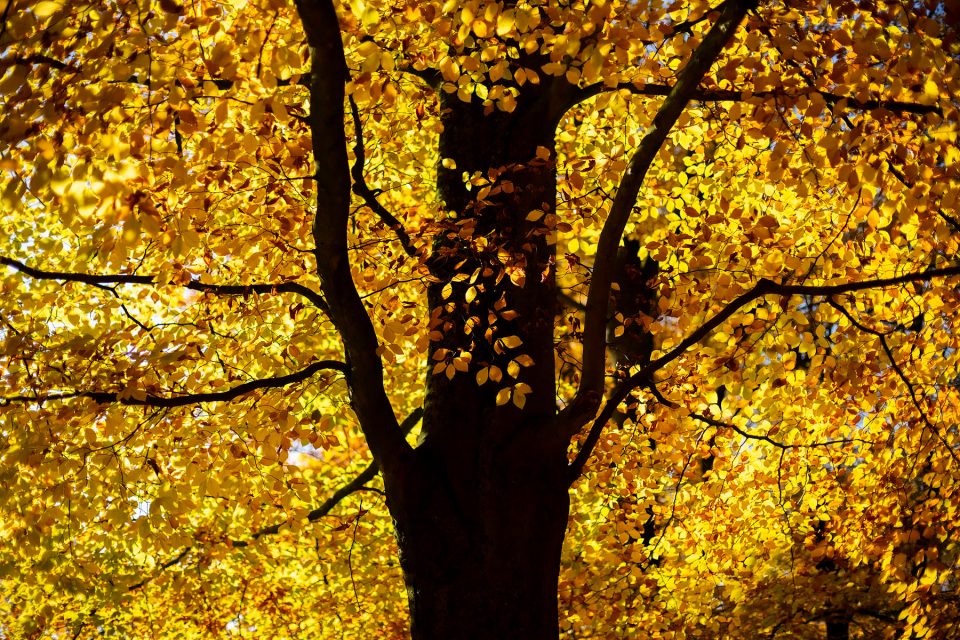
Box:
left=2, top=0, right=960, bottom=637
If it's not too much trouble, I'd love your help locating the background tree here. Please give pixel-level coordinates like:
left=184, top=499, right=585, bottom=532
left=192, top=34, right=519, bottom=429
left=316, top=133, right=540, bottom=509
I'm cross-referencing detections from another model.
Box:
left=2, top=0, right=959, bottom=638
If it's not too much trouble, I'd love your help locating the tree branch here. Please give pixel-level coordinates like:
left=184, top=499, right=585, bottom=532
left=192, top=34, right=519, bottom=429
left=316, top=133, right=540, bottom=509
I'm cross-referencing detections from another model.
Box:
left=828, top=300, right=960, bottom=466
left=0, top=360, right=347, bottom=408
left=0, top=255, right=330, bottom=313
left=3, top=53, right=81, bottom=72
left=295, top=0, right=411, bottom=473
left=569, top=0, right=757, bottom=430
left=125, top=546, right=193, bottom=591
left=690, top=411, right=876, bottom=450
left=888, top=164, right=960, bottom=235
left=643, top=265, right=960, bottom=385
left=348, top=96, right=418, bottom=257
left=567, top=263, right=960, bottom=482
left=124, top=407, right=422, bottom=601
left=572, top=82, right=942, bottom=117
left=235, top=406, right=423, bottom=546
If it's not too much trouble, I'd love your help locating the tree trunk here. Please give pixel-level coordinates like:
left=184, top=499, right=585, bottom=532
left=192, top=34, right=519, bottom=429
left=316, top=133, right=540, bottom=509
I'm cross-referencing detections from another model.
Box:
left=388, top=426, right=570, bottom=639
left=826, top=618, right=850, bottom=640
left=385, top=84, right=575, bottom=639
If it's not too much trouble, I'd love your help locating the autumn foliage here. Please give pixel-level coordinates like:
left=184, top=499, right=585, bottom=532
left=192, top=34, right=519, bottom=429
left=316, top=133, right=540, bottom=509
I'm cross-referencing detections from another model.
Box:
left=2, top=0, right=960, bottom=637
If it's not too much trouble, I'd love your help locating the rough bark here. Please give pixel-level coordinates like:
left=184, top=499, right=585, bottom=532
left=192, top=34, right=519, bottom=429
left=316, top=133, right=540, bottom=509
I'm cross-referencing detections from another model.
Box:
left=826, top=618, right=850, bottom=640
left=385, top=81, right=576, bottom=639
left=292, top=1, right=759, bottom=637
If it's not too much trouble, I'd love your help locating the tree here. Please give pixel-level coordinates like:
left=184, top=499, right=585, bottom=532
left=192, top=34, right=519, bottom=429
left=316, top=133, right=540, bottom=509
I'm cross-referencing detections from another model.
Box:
left=1, top=0, right=959, bottom=637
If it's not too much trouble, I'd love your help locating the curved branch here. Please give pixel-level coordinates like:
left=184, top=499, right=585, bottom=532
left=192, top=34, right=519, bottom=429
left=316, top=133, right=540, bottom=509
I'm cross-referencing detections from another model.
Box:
left=125, top=407, right=423, bottom=601
left=0, top=360, right=347, bottom=408
left=644, top=265, right=960, bottom=387
left=567, top=264, right=960, bottom=482
left=571, top=82, right=942, bottom=117
left=690, top=411, right=876, bottom=450
left=348, top=96, right=418, bottom=257
left=296, top=0, right=411, bottom=473
left=236, top=406, right=423, bottom=545
left=126, top=547, right=192, bottom=592
left=568, top=0, right=758, bottom=430
left=829, top=300, right=960, bottom=466
left=888, top=165, right=960, bottom=236
left=0, top=255, right=330, bottom=313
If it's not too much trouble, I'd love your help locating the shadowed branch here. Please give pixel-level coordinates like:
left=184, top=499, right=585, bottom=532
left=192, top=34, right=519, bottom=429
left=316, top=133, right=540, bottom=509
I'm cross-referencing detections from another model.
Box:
left=568, top=0, right=758, bottom=431
left=236, top=406, right=423, bottom=545
left=295, top=0, right=411, bottom=473
left=568, top=264, right=960, bottom=482
left=572, top=82, right=942, bottom=117
left=0, top=255, right=329, bottom=313
left=124, top=408, right=422, bottom=596
left=1, top=360, right=347, bottom=408
left=348, top=96, right=418, bottom=257
left=828, top=299, right=960, bottom=466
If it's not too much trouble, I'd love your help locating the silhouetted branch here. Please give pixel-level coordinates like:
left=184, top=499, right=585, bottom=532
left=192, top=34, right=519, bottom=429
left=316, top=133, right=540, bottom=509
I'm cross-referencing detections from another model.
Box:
left=296, top=0, right=411, bottom=474
left=1, top=360, right=347, bottom=408
left=122, top=406, right=422, bottom=604
left=569, top=0, right=758, bottom=432
left=348, top=96, right=418, bottom=257
left=568, top=264, right=960, bottom=482
left=829, top=299, right=960, bottom=466
left=0, top=255, right=329, bottom=313
left=888, top=165, right=960, bottom=235
left=572, top=82, right=942, bottom=117
left=235, top=406, right=423, bottom=545
left=690, top=411, right=876, bottom=450
left=125, top=546, right=193, bottom=591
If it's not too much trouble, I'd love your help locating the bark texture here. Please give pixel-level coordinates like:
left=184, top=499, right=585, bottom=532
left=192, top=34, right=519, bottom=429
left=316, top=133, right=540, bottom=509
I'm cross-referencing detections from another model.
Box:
left=388, top=83, right=575, bottom=640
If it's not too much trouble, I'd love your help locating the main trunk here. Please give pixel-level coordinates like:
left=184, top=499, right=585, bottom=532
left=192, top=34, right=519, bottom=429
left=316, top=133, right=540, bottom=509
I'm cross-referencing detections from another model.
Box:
left=386, top=86, right=574, bottom=639
left=826, top=618, right=850, bottom=640
left=387, top=427, right=570, bottom=639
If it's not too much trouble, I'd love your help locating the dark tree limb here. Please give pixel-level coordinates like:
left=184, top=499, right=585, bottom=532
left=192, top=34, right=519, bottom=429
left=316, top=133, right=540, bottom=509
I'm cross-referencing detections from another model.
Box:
left=0, top=360, right=347, bottom=408
left=888, top=165, right=960, bottom=235
left=567, top=264, right=960, bottom=482
left=568, top=0, right=758, bottom=433
left=828, top=300, right=960, bottom=466
left=125, top=546, right=193, bottom=592
left=295, top=0, right=411, bottom=474
left=571, top=82, right=942, bottom=117
left=348, top=96, right=418, bottom=257
left=3, top=54, right=81, bottom=72
left=690, top=411, right=876, bottom=450
left=236, top=406, right=423, bottom=545
left=125, top=407, right=422, bottom=600
left=0, top=255, right=330, bottom=313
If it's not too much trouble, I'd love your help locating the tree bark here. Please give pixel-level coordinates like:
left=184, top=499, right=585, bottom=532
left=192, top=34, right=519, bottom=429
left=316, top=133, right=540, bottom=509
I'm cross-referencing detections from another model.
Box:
left=386, top=84, right=574, bottom=639
left=826, top=618, right=850, bottom=640
left=389, top=427, right=570, bottom=639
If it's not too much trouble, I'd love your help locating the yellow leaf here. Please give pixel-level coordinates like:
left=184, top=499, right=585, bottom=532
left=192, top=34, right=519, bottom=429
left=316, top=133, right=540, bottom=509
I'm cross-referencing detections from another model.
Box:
left=500, top=335, right=522, bottom=349
left=496, top=387, right=511, bottom=406
left=512, top=389, right=526, bottom=409
left=33, top=1, right=60, bottom=18
left=496, top=11, right=515, bottom=36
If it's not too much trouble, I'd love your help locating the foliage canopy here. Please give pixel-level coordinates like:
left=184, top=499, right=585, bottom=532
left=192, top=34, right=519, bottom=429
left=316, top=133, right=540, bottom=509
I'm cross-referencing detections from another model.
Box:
left=2, top=0, right=960, bottom=637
